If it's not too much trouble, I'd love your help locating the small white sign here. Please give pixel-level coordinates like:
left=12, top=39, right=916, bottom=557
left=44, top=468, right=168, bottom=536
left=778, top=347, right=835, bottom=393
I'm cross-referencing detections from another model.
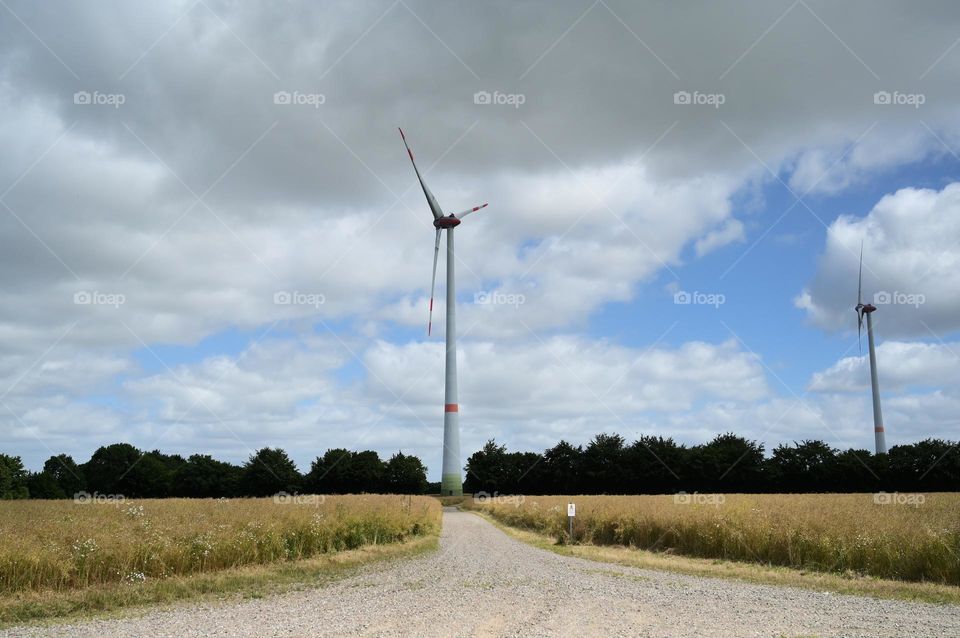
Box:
left=567, top=503, right=576, bottom=517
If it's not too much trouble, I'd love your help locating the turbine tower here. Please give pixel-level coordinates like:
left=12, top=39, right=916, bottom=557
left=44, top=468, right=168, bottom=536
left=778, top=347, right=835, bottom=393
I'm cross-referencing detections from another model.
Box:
left=399, top=128, right=488, bottom=496
left=855, top=244, right=887, bottom=454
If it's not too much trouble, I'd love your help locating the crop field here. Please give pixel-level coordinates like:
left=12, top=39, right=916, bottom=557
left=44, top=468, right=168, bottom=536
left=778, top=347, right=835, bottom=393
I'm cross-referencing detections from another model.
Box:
left=467, top=493, right=960, bottom=585
left=0, top=495, right=440, bottom=595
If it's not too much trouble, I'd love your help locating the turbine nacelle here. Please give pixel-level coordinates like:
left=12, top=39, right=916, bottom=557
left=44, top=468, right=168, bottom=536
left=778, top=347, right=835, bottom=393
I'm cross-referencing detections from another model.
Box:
left=434, top=215, right=461, bottom=229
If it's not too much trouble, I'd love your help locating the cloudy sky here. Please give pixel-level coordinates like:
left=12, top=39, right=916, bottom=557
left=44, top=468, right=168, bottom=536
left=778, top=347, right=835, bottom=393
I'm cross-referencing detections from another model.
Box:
left=2, top=0, right=959, bottom=478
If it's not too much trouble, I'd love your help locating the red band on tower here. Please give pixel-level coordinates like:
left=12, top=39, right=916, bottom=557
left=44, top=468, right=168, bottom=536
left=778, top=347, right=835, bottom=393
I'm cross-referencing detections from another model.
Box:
left=444, top=403, right=458, bottom=413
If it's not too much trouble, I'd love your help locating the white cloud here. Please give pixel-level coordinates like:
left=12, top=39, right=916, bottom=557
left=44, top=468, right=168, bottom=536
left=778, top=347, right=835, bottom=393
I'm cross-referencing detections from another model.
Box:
left=809, top=340, right=960, bottom=393
left=4, top=1, right=960, bottom=472
left=796, top=182, right=960, bottom=338
left=694, top=218, right=745, bottom=256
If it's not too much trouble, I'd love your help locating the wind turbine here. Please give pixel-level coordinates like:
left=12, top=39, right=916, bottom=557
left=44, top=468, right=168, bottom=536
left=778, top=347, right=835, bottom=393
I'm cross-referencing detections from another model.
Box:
left=855, top=244, right=887, bottom=454
left=399, top=128, right=487, bottom=496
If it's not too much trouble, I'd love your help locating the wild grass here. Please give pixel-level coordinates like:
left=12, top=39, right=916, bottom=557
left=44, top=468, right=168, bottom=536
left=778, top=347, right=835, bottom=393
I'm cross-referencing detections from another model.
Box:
left=432, top=495, right=470, bottom=507
left=465, top=493, right=960, bottom=585
left=0, top=495, right=440, bottom=595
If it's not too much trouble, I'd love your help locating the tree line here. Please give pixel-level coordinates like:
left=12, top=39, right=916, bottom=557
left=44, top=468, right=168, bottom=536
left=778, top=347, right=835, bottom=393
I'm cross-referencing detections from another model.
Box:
left=3, top=433, right=958, bottom=499
left=463, top=434, right=960, bottom=494
left=0, top=444, right=429, bottom=499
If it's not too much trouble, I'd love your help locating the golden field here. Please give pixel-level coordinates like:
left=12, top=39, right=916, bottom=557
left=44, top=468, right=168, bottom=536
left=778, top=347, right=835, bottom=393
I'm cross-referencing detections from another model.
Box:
left=466, top=493, right=960, bottom=585
left=0, top=495, right=440, bottom=594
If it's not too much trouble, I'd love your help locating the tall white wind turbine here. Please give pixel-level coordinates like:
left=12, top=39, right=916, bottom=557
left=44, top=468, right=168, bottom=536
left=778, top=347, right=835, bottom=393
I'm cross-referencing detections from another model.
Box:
left=399, top=128, right=488, bottom=496
left=855, top=244, right=887, bottom=454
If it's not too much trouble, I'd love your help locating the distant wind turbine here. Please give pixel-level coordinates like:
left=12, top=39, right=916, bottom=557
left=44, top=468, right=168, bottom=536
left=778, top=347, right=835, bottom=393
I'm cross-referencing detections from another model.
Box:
left=855, top=244, right=887, bottom=455
left=399, top=128, right=488, bottom=496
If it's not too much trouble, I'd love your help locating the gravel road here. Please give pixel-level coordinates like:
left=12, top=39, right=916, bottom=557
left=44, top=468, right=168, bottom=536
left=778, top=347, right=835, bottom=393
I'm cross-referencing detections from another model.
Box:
left=7, top=508, right=960, bottom=637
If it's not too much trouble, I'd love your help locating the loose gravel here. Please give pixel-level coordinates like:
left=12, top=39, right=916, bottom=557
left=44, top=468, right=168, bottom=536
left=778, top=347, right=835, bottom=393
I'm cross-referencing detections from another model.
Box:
left=6, top=508, right=960, bottom=637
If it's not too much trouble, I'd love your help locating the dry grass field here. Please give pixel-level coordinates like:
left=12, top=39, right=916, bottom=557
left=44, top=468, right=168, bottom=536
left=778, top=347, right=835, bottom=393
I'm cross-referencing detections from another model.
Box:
left=0, top=495, right=440, bottom=594
left=466, top=493, right=960, bottom=585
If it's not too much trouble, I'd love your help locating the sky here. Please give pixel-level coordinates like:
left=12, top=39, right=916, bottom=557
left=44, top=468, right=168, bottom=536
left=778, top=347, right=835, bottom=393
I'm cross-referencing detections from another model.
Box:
left=1, top=0, right=959, bottom=480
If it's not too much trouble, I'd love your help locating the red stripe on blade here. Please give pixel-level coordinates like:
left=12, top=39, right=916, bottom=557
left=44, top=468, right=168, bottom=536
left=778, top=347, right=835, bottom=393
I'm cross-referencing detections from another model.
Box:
left=444, top=404, right=458, bottom=412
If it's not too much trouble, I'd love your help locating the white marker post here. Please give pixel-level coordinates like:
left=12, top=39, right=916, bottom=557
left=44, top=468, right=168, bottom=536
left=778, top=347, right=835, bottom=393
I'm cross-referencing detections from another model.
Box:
left=567, top=502, right=575, bottom=542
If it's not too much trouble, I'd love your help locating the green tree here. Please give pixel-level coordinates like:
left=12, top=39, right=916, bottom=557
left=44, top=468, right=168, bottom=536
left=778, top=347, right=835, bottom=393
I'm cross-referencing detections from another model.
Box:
left=510, top=451, right=545, bottom=494
left=888, top=439, right=960, bottom=492
left=383, top=452, right=428, bottom=494
left=42, top=454, right=85, bottom=497
left=463, top=440, right=510, bottom=494
left=0, top=454, right=29, bottom=499
left=348, top=450, right=385, bottom=492
left=27, top=471, right=65, bottom=499
left=833, top=448, right=880, bottom=492
left=581, top=433, right=629, bottom=494
left=541, top=440, right=582, bottom=494
left=175, top=454, right=242, bottom=497
left=240, top=448, right=301, bottom=497
left=142, top=450, right=186, bottom=497
left=84, top=443, right=169, bottom=498
left=304, top=448, right=354, bottom=494
left=688, top=433, right=764, bottom=493
left=767, top=440, right=838, bottom=492
left=628, top=436, right=686, bottom=494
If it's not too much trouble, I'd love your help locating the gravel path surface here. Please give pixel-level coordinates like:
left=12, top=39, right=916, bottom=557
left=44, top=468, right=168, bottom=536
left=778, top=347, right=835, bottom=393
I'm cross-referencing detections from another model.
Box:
left=6, top=508, right=960, bottom=637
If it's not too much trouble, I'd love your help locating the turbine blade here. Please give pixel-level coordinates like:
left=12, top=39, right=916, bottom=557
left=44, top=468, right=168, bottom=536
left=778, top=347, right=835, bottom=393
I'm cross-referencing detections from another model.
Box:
left=428, top=228, right=441, bottom=336
left=453, top=202, right=488, bottom=220
left=857, top=241, right=864, bottom=306
left=398, top=128, right=443, bottom=220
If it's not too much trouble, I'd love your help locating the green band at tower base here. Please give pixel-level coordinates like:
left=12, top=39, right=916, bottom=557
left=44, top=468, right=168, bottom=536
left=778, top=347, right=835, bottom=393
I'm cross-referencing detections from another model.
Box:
left=440, top=473, right=463, bottom=496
